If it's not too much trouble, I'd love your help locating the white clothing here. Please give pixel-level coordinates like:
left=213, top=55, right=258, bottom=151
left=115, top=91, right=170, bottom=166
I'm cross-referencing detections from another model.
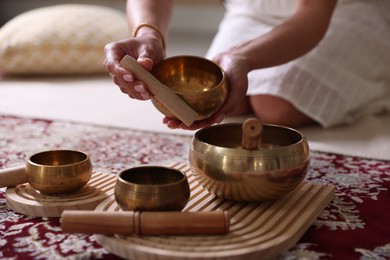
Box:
left=206, top=0, right=390, bottom=127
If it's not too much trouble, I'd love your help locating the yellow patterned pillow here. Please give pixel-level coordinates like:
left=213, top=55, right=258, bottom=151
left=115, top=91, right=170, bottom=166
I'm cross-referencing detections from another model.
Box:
left=0, top=4, right=128, bottom=75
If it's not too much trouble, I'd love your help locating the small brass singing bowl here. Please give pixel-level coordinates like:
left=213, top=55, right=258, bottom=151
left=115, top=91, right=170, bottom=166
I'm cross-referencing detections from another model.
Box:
left=115, top=166, right=190, bottom=211
left=189, top=123, right=310, bottom=202
left=25, top=150, right=92, bottom=195
left=151, top=55, right=228, bottom=120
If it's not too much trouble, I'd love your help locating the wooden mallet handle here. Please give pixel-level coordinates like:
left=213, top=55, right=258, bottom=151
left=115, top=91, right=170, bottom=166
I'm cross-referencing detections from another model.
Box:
left=241, top=118, right=263, bottom=150
left=120, top=55, right=198, bottom=127
left=0, top=165, right=27, bottom=188
left=61, top=210, right=229, bottom=235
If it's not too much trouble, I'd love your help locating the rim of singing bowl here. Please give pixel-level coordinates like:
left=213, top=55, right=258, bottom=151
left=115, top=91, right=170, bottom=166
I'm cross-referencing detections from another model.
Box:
left=152, top=55, right=226, bottom=97
left=192, top=123, right=309, bottom=159
left=28, top=150, right=90, bottom=167
left=117, top=166, right=188, bottom=189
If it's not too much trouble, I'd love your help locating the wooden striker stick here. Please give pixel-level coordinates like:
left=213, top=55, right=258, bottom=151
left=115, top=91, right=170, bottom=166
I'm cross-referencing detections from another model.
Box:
left=61, top=210, right=229, bottom=235
left=0, top=165, right=27, bottom=188
left=120, top=55, right=198, bottom=127
left=241, top=118, right=263, bottom=150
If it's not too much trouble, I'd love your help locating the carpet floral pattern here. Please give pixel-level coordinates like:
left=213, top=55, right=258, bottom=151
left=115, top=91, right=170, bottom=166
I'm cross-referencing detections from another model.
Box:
left=0, top=115, right=389, bottom=259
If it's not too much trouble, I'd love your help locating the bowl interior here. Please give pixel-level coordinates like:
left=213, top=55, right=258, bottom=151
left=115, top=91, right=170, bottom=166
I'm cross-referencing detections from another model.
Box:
left=152, top=56, right=224, bottom=95
left=119, top=166, right=185, bottom=186
left=196, top=123, right=303, bottom=149
left=29, top=150, right=88, bottom=166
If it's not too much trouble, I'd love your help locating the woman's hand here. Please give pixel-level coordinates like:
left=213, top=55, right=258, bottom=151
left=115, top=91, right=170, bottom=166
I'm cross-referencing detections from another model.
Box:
left=103, top=32, right=166, bottom=100
left=163, top=51, right=250, bottom=130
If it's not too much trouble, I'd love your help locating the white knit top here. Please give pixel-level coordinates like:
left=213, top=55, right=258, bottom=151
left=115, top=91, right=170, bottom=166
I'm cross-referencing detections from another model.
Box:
left=207, top=0, right=390, bottom=127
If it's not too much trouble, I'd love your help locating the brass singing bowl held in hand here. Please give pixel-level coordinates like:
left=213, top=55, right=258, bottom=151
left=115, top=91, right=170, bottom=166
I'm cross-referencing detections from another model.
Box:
left=26, top=150, right=92, bottom=195
left=189, top=121, right=310, bottom=202
left=151, top=55, right=228, bottom=120
left=115, top=166, right=191, bottom=211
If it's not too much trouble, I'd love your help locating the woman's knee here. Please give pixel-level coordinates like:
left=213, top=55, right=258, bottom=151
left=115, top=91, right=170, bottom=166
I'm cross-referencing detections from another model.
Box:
left=249, top=95, right=315, bottom=127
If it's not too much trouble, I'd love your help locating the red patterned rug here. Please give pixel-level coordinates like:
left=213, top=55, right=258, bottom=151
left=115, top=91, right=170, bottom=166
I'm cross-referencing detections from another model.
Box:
left=0, top=115, right=389, bottom=259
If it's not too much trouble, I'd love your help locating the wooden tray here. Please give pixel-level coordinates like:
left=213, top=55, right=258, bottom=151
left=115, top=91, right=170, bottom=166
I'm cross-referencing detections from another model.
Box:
left=95, top=163, right=335, bottom=260
left=5, top=172, right=116, bottom=217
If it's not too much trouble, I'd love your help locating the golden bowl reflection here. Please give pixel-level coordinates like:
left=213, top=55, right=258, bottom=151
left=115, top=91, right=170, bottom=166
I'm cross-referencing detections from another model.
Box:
left=26, top=150, right=92, bottom=195
left=189, top=123, right=310, bottom=201
left=115, top=166, right=190, bottom=211
left=151, top=55, right=228, bottom=120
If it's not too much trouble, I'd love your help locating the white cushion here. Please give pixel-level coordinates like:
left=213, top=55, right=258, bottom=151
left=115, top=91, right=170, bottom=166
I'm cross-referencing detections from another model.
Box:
left=0, top=4, right=128, bottom=75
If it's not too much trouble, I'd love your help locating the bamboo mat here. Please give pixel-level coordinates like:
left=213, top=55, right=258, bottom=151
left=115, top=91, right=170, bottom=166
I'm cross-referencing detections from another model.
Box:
left=94, top=163, right=335, bottom=260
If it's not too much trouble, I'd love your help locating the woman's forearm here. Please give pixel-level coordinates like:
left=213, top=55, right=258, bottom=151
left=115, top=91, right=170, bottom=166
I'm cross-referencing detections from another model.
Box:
left=237, top=0, right=337, bottom=71
left=126, top=0, right=174, bottom=37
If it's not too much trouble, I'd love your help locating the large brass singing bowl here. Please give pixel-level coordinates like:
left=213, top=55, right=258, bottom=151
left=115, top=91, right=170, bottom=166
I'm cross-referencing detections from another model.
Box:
left=151, top=55, right=228, bottom=120
left=115, top=166, right=190, bottom=211
left=189, top=123, right=310, bottom=201
left=26, top=150, right=92, bottom=195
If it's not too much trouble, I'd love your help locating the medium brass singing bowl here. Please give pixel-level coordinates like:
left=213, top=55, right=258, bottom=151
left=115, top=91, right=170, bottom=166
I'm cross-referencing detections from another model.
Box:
left=115, top=166, right=190, bottom=211
left=189, top=123, right=310, bottom=201
left=151, top=55, right=228, bottom=120
left=26, top=150, right=92, bottom=195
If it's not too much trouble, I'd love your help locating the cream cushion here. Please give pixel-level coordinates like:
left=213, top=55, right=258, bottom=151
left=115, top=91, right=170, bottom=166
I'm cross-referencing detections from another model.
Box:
left=0, top=4, right=128, bottom=75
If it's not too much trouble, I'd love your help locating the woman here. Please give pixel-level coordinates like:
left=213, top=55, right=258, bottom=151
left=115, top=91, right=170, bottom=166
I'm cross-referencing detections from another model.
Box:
left=104, top=0, right=390, bottom=130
